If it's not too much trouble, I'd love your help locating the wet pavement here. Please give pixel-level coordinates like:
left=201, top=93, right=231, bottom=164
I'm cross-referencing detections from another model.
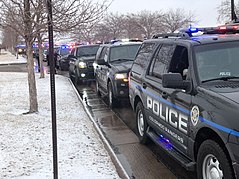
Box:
left=75, top=82, right=197, bottom=179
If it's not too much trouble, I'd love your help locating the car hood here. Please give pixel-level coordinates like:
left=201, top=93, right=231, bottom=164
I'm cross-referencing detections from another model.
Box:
left=208, top=84, right=239, bottom=105
left=111, top=61, right=133, bottom=72
left=217, top=91, right=239, bottom=104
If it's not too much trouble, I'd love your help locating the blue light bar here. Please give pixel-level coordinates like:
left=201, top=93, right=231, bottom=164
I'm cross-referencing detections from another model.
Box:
left=186, top=27, right=198, bottom=33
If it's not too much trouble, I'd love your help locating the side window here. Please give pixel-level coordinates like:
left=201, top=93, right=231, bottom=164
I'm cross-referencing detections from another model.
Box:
left=96, top=46, right=106, bottom=61
left=100, top=47, right=107, bottom=61
left=168, top=45, right=189, bottom=79
left=149, top=44, right=175, bottom=78
left=104, top=47, right=109, bottom=62
left=95, top=46, right=103, bottom=61
left=131, top=43, right=155, bottom=74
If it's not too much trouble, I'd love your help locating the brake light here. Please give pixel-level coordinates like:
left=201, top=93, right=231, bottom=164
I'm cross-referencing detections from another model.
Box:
left=219, top=26, right=227, bottom=30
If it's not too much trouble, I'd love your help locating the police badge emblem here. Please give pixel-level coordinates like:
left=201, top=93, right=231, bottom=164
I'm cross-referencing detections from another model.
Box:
left=191, top=106, right=199, bottom=126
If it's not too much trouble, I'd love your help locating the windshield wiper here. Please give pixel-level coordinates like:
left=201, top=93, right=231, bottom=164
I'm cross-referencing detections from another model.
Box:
left=202, top=76, right=239, bottom=83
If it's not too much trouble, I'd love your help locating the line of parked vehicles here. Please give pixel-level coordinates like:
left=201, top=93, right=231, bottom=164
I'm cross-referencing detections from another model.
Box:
left=53, top=39, right=142, bottom=108
left=51, top=25, right=239, bottom=179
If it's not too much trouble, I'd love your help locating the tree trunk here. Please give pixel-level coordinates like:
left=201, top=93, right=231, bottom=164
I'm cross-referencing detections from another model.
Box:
left=26, top=41, right=38, bottom=113
left=37, top=35, right=45, bottom=78
left=24, top=0, right=38, bottom=113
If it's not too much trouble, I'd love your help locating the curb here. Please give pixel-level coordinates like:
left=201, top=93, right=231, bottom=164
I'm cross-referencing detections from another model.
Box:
left=68, top=78, right=130, bottom=179
left=0, top=62, right=27, bottom=66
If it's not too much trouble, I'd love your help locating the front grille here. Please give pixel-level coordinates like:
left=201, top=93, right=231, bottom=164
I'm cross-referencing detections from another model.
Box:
left=87, top=61, right=93, bottom=68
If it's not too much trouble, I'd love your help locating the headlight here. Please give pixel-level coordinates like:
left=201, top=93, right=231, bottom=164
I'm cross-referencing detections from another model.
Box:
left=115, top=73, right=128, bottom=82
left=79, top=62, right=87, bottom=68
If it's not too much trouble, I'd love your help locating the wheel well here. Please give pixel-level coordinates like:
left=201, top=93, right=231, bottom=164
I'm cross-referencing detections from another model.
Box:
left=194, top=127, right=231, bottom=163
left=134, top=95, right=142, bottom=111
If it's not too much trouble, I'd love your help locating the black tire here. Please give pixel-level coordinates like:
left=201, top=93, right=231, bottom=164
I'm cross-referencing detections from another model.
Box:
left=69, top=71, right=73, bottom=81
left=74, top=71, right=82, bottom=85
left=135, top=102, right=148, bottom=144
left=108, top=81, right=118, bottom=108
left=197, top=139, right=234, bottom=179
left=96, top=80, right=101, bottom=96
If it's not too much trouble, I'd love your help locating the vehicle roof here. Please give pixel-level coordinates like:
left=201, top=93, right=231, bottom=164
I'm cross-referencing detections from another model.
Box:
left=145, top=33, right=239, bottom=46
left=99, top=42, right=142, bottom=47
left=75, top=44, right=100, bottom=48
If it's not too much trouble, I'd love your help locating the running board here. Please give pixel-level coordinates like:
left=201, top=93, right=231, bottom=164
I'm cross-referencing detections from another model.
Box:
left=147, top=129, right=196, bottom=171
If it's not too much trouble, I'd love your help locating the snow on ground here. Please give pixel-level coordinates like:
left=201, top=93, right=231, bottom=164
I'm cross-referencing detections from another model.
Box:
left=0, top=69, right=120, bottom=178
left=0, top=50, right=26, bottom=64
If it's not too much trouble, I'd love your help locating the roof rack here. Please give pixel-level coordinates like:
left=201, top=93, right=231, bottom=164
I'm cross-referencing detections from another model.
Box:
left=152, top=32, right=190, bottom=39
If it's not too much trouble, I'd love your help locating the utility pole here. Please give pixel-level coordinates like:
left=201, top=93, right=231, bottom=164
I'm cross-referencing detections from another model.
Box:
left=46, top=0, right=58, bottom=178
left=231, top=0, right=236, bottom=21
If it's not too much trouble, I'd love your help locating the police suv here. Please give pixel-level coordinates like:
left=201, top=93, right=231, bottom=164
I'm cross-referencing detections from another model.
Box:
left=129, top=25, right=239, bottom=178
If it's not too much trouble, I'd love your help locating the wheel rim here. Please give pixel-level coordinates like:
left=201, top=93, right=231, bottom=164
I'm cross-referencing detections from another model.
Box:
left=137, top=109, right=144, bottom=137
left=202, top=154, right=223, bottom=179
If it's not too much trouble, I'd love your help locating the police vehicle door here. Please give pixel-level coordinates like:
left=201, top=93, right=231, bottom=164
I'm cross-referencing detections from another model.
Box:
left=144, top=44, right=191, bottom=154
left=98, top=47, right=109, bottom=93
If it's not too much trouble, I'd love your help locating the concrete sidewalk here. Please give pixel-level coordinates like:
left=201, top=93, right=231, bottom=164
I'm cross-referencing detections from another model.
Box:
left=0, top=50, right=27, bottom=65
left=0, top=51, right=128, bottom=179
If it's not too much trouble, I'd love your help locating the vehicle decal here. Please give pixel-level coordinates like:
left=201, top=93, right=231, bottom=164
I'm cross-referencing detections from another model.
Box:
left=190, top=106, right=199, bottom=126
left=131, top=82, right=239, bottom=137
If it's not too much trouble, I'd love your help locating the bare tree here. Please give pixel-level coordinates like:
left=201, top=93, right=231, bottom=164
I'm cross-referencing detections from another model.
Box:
left=0, top=0, right=111, bottom=113
left=161, top=8, right=195, bottom=33
left=130, top=10, right=164, bottom=39
left=217, top=0, right=239, bottom=23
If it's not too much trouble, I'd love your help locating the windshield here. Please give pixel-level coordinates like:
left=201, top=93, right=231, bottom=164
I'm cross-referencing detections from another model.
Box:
left=110, top=44, right=140, bottom=62
left=194, top=42, right=239, bottom=82
left=60, top=48, right=71, bottom=55
left=76, top=46, right=99, bottom=57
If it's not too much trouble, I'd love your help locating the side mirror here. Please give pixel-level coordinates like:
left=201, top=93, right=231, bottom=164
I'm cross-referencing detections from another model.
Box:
left=162, top=73, right=190, bottom=90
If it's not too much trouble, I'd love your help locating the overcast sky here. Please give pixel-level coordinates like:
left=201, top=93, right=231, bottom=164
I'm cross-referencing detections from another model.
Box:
left=107, top=0, right=227, bottom=27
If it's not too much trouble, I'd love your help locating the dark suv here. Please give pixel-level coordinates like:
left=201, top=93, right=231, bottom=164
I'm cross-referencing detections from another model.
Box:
left=129, top=27, right=239, bottom=178
left=94, top=42, right=141, bottom=107
left=69, top=44, right=99, bottom=84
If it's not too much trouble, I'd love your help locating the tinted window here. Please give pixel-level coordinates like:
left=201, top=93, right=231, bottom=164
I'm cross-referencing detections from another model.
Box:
left=76, top=46, right=99, bottom=57
left=149, top=44, right=174, bottom=78
left=168, top=45, right=189, bottom=79
left=109, top=44, right=140, bottom=62
left=131, top=43, right=155, bottom=74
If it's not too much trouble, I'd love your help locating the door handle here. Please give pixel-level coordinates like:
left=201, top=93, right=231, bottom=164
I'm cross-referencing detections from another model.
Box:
left=162, top=91, right=168, bottom=99
left=142, top=82, right=147, bottom=89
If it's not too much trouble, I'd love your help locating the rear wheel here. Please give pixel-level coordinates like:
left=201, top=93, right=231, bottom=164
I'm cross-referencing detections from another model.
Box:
left=108, top=81, right=118, bottom=108
left=197, top=140, right=234, bottom=179
left=135, top=102, right=148, bottom=144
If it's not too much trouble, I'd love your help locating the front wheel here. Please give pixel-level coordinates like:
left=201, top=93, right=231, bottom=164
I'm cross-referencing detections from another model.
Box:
left=74, top=71, right=82, bottom=85
left=197, top=139, right=234, bottom=179
left=108, top=82, right=118, bottom=108
left=135, top=102, right=148, bottom=144
left=96, top=80, right=101, bottom=96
